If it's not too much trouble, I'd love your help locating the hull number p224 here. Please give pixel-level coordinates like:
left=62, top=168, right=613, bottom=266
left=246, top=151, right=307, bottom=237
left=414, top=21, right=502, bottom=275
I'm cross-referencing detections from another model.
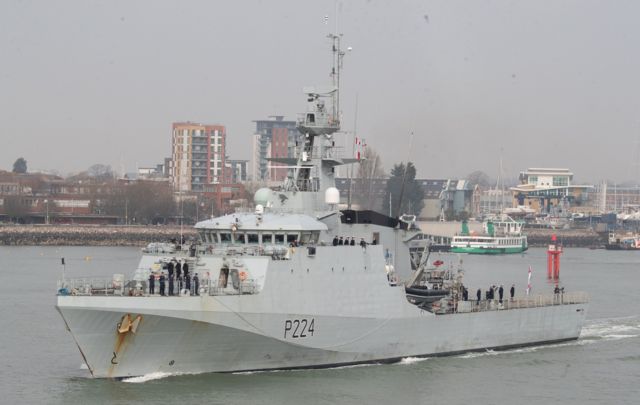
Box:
left=284, top=318, right=315, bottom=339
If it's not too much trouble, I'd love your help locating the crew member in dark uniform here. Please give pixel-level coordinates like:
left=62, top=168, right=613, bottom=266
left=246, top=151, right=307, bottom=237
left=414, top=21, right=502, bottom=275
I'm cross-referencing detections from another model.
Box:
left=175, top=260, right=182, bottom=280
left=148, top=273, right=155, bottom=295
left=168, top=273, right=174, bottom=296
left=350, top=237, right=355, bottom=246
left=338, top=237, right=344, bottom=245
left=167, top=260, right=174, bottom=280
left=476, top=288, right=481, bottom=305
left=159, top=273, right=166, bottom=296
left=176, top=258, right=182, bottom=280
left=332, top=236, right=339, bottom=246
left=185, top=273, right=192, bottom=295
left=193, top=273, right=200, bottom=296
left=183, top=261, right=189, bottom=281
left=498, top=285, right=504, bottom=304
left=510, top=284, right=515, bottom=301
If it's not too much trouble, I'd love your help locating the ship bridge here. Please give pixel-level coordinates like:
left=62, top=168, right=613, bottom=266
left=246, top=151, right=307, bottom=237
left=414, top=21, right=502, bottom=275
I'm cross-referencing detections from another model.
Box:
left=195, top=212, right=327, bottom=246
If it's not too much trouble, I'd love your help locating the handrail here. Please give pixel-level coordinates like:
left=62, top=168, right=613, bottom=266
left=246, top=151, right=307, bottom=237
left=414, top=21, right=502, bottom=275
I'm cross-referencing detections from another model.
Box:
left=448, top=292, right=589, bottom=314
left=56, top=277, right=260, bottom=297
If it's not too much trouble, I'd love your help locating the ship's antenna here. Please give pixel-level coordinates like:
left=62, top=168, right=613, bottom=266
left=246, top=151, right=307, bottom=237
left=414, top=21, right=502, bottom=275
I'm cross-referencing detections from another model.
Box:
left=328, top=3, right=345, bottom=128
left=348, top=93, right=359, bottom=209
left=499, top=147, right=504, bottom=216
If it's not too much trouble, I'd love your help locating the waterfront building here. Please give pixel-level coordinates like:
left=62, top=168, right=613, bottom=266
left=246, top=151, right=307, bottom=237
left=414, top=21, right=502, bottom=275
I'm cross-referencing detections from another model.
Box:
left=439, top=180, right=479, bottom=220
left=251, top=116, right=299, bottom=182
left=510, top=168, right=593, bottom=213
left=172, top=122, right=226, bottom=192
left=0, top=170, right=118, bottom=224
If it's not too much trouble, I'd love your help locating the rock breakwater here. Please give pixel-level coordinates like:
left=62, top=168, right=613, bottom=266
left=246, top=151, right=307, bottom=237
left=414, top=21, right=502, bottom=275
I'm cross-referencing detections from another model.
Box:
left=0, top=225, right=197, bottom=246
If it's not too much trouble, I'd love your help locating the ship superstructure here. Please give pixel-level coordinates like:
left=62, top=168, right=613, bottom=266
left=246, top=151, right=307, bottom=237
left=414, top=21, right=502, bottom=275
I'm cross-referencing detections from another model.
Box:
left=56, top=35, right=588, bottom=379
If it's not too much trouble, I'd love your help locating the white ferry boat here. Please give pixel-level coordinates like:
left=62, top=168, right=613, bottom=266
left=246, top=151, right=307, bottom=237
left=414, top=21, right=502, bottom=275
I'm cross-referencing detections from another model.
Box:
left=451, top=218, right=528, bottom=254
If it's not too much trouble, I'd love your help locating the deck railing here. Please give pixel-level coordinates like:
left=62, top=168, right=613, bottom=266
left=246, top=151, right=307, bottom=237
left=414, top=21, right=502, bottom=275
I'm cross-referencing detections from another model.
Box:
left=56, top=277, right=259, bottom=297
left=447, top=292, right=589, bottom=314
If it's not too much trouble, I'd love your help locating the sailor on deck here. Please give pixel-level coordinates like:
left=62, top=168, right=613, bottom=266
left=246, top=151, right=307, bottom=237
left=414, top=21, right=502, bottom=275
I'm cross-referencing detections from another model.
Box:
left=193, top=273, right=200, bottom=296
left=159, top=273, right=166, bottom=296
left=148, top=273, right=155, bottom=295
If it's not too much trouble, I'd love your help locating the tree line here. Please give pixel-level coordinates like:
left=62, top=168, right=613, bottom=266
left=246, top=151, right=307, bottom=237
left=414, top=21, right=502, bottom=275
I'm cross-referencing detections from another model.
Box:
left=3, top=161, right=218, bottom=224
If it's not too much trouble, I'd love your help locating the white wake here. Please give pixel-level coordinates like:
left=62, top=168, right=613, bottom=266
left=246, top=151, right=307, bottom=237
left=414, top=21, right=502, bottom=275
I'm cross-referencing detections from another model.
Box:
left=122, top=372, right=175, bottom=383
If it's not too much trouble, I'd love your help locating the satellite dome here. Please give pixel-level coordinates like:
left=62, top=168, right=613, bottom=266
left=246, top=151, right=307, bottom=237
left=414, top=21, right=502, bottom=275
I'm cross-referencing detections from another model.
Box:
left=254, top=188, right=272, bottom=205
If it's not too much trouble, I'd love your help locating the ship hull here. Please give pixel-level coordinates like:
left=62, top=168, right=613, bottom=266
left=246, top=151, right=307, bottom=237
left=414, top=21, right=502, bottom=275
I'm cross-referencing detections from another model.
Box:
left=57, top=297, right=586, bottom=378
left=604, top=244, right=640, bottom=251
left=450, top=246, right=528, bottom=254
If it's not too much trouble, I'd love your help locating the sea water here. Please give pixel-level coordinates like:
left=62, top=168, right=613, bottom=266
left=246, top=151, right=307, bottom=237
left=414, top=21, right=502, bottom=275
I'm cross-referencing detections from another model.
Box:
left=1, top=246, right=638, bottom=404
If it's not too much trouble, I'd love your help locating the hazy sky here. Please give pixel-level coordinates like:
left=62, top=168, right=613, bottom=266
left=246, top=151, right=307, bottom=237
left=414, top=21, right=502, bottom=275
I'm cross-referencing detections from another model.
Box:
left=2, top=0, right=640, bottom=183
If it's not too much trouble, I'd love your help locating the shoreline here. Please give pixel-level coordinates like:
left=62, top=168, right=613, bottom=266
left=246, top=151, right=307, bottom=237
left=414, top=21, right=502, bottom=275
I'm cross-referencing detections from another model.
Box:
left=0, top=225, right=197, bottom=247
left=0, top=224, right=603, bottom=248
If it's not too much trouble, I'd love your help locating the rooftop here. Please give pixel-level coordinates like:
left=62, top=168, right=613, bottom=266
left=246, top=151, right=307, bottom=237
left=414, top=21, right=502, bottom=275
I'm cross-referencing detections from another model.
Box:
left=195, top=212, right=328, bottom=232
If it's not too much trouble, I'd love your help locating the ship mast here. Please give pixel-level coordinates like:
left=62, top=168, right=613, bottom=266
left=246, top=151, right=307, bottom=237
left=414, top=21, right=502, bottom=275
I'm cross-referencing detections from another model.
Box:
left=291, top=32, right=346, bottom=193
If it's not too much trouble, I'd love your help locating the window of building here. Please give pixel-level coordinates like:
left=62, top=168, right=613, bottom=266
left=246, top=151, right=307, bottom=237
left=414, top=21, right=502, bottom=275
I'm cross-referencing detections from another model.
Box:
left=553, top=176, right=568, bottom=187
left=528, top=176, right=538, bottom=184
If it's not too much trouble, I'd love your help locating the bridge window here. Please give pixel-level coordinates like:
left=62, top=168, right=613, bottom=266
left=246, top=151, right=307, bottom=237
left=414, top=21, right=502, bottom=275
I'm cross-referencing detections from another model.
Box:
left=220, top=232, right=232, bottom=243
left=287, top=234, right=298, bottom=244
left=275, top=234, right=285, bottom=244
left=247, top=233, right=259, bottom=244
left=261, top=233, right=273, bottom=244
left=306, top=113, right=315, bottom=124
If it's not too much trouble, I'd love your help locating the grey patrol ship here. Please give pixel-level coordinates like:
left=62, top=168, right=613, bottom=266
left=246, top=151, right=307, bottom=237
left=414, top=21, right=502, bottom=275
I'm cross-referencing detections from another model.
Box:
left=56, top=34, right=588, bottom=379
